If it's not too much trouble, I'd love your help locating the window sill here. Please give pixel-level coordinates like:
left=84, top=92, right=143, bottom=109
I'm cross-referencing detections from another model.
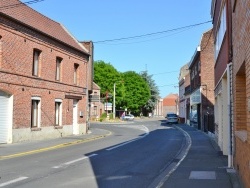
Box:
left=54, top=126, right=63, bottom=129
left=31, top=127, right=42, bottom=131
left=235, top=130, right=247, bottom=143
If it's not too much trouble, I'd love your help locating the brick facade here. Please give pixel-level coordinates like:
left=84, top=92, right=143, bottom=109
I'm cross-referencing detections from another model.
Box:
left=200, top=29, right=215, bottom=115
left=0, top=1, right=90, bottom=143
left=163, top=94, right=178, bottom=116
left=89, top=82, right=104, bottom=121
left=188, top=29, right=215, bottom=131
left=232, top=0, right=250, bottom=186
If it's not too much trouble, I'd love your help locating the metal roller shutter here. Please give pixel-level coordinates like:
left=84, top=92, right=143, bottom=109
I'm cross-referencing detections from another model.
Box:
left=0, top=91, right=10, bottom=143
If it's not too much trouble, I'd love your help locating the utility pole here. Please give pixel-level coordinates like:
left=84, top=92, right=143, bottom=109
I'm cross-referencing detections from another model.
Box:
left=113, top=83, right=116, bottom=119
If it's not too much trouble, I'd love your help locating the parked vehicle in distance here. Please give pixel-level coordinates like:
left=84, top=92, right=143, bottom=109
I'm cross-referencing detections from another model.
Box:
left=191, top=113, right=197, bottom=123
left=123, top=114, right=134, bottom=121
left=165, top=113, right=179, bottom=124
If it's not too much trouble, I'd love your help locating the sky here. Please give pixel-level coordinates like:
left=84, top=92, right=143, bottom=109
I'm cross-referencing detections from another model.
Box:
left=22, top=0, right=213, bottom=98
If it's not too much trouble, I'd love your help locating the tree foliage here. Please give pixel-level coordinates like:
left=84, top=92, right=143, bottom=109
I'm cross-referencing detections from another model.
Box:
left=140, top=71, right=160, bottom=115
left=121, top=71, right=151, bottom=114
left=93, top=60, right=122, bottom=99
left=94, top=61, right=155, bottom=115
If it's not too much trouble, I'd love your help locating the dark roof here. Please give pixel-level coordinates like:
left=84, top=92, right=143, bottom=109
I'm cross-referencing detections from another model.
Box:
left=0, top=0, right=89, bottom=55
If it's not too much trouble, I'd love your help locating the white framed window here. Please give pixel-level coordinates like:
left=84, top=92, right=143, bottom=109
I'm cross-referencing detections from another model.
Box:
left=215, top=4, right=227, bottom=60
left=94, top=106, right=97, bottom=116
left=55, top=99, right=62, bottom=126
left=198, top=61, right=201, bottom=71
left=56, top=57, right=62, bottom=81
left=74, top=63, right=79, bottom=85
left=33, top=49, right=41, bottom=76
left=31, top=97, right=41, bottom=128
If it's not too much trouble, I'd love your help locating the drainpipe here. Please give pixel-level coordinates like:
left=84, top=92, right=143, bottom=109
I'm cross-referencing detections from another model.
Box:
left=227, top=63, right=233, bottom=168
left=227, top=0, right=233, bottom=168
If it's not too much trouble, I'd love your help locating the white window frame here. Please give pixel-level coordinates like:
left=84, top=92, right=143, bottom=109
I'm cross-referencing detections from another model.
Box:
left=74, top=63, right=79, bottom=85
left=56, top=57, right=62, bottom=81
left=215, top=4, right=227, bottom=60
left=94, top=106, right=97, bottom=116
left=55, top=99, right=62, bottom=126
left=31, top=97, right=41, bottom=128
left=33, top=49, right=41, bottom=76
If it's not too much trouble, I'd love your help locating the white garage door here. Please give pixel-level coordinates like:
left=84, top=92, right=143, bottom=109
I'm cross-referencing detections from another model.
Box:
left=0, top=91, right=10, bottom=143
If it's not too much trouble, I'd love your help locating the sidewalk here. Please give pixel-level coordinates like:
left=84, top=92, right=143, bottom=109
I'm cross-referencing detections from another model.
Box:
left=0, top=128, right=111, bottom=160
left=161, top=124, right=242, bottom=188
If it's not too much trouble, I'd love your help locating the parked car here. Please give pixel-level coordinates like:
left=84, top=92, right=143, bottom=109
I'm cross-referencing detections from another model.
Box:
left=123, top=114, right=134, bottom=121
left=191, top=113, right=197, bottom=123
left=165, top=113, right=179, bottom=124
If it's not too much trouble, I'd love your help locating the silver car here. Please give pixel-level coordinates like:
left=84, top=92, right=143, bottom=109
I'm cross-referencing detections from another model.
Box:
left=165, top=113, right=178, bottom=124
left=123, top=114, right=134, bottom=121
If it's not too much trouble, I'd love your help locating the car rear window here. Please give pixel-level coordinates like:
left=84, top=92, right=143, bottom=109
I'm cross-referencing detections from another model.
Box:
left=167, top=114, right=177, bottom=117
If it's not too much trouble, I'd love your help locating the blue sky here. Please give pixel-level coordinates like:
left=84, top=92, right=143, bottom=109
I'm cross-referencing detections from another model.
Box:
left=23, top=0, right=212, bottom=98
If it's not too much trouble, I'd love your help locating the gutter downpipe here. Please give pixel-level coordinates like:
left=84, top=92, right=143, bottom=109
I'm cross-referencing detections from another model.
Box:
left=227, top=63, right=233, bottom=168
left=227, top=0, right=233, bottom=168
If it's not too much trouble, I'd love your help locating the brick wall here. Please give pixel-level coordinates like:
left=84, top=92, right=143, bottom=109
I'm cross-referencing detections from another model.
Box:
left=232, top=0, right=250, bottom=187
left=0, top=15, right=89, bottom=141
left=235, top=137, right=250, bottom=188
left=81, top=41, right=93, bottom=90
left=200, top=29, right=215, bottom=114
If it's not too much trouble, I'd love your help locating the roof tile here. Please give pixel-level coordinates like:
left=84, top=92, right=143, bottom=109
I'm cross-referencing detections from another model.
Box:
left=0, top=0, right=88, bottom=54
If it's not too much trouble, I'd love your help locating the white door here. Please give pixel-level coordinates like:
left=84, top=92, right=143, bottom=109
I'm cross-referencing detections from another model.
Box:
left=0, top=91, right=10, bottom=143
left=73, top=99, right=79, bottom=135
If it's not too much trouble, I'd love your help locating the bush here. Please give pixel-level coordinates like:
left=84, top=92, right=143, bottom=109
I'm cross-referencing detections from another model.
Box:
left=109, top=113, right=114, bottom=119
left=101, top=113, right=107, bottom=119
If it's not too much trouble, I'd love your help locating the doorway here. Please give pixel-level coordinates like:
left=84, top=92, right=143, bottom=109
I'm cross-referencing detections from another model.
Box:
left=0, top=90, right=13, bottom=143
left=73, top=99, right=79, bottom=135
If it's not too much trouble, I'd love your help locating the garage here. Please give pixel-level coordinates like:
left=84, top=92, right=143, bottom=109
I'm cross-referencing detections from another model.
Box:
left=0, top=90, right=12, bottom=143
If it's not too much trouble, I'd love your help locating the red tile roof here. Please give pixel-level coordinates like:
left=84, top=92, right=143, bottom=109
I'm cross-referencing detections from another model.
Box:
left=163, top=93, right=178, bottom=106
left=93, top=82, right=100, bottom=90
left=0, top=0, right=89, bottom=55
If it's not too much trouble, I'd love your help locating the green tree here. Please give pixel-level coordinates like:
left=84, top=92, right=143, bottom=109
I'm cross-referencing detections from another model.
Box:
left=140, top=71, right=160, bottom=115
left=94, top=60, right=122, bottom=98
left=94, top=61, right=152, bottom=116
left=121, top=71, right=151, bottom=115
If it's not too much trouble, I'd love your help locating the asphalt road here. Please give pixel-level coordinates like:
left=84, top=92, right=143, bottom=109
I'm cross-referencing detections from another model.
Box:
left=0, top=119, right=186, bottom=188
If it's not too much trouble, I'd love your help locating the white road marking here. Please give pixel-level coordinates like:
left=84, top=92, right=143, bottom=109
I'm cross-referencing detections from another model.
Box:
left=106, top=138, right=140, bottom=151
left=106, top=125, right=149, bottom=151
left=0, top=177, right=28, bottom=187
left=52, top=154, right=97, bottom=169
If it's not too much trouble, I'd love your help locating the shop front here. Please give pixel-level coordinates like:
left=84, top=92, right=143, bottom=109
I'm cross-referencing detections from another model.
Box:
left=190, top=88, right=201, bottom=129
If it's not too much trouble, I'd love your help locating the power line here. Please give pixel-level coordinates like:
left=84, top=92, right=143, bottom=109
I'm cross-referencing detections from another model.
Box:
left=158, top=83, right=178, bottom=87
left=94, top=20, right=212, bottom=44
left=0, top=0, right=45, bottom=10
left=152, top=70, right=179, bottom=76
left=96, top=27, right=193, bottom=45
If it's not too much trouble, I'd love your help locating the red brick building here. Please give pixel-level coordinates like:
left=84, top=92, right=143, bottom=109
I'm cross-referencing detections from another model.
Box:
left=189, top=29, right=215, bottom=132
left=163, top=93, right=178, bottom=116
left=0, top=0, right=91, bottom=143
left=89, top=82, right=104, bottom=121
left=178, top=63, right=189, bottom=123
left=231, top=0, right=250, bottom=186
left=211, top=0, right=233, bottom=164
